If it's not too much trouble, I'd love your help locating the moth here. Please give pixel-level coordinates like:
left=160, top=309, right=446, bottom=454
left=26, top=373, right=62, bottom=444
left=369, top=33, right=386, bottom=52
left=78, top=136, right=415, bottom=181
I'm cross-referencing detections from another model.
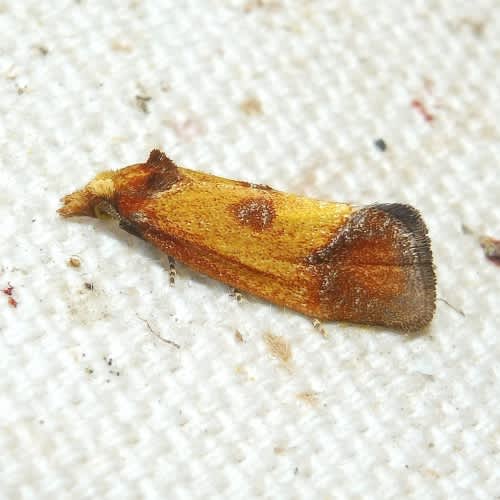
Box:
left=59, top=150, right=436, bottom=330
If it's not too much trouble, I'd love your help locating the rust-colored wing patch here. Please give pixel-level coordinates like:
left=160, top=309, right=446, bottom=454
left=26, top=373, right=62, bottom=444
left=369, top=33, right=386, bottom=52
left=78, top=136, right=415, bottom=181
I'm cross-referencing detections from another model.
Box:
left=307, top=204, right=436, bottom=330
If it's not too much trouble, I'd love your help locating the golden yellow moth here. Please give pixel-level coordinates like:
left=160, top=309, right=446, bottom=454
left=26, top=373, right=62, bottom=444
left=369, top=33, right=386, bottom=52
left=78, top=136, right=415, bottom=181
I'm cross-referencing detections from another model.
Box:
left=59, top=150, right=436, bottom=330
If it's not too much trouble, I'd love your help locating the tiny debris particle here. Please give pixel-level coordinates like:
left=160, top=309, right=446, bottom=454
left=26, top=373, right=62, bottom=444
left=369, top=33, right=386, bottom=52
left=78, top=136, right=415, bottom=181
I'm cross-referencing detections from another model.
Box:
left=138, top=316, right=181, bottom=349
left=411, top=99, right=434, bottom=122
left=423, top=77, right=434, bottom=94
left=111, top=39, right=133, bottom=52
left=479, top=235, right=500, bottom=266
left=263, top=332, right=292, bottom=366
left=437, top=298, right=465, bottom=317
left=297, top=391, right=319, bottom=406
left=34, top=45, right=49, bottom=56
left=240, top=97, right=263, bottom=115
left=2, top=283, right=17, bottom=307
left=136, top=94, right=152, bottom=114
left=461, top=223, right=474, bottom=235
left=244, top=0, right=281, bottom=12
left=85, top=367, right=94, bottom=375
left=235, top=364, right=248, bottom=377
left=6, top=65, right=18, bottom=80
left=234, top=330, right=244, bottom=343
left=84, top=282, right=94, bottom=291
left=374, top=138, right=387, bottom=152
left=68, top=256, right=81, bottom=268
left=458, top=18, right=485, bottom=37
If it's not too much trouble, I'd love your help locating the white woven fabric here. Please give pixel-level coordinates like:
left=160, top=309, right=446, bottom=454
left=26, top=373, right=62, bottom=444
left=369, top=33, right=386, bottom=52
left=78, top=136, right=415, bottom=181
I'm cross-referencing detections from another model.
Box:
left=1, top=1, right=499, bottom=498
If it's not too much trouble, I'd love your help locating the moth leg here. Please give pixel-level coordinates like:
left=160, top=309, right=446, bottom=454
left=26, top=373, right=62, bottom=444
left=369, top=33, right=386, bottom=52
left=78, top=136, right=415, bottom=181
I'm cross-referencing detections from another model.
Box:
left=168, top=256, right=176, bottom=287
left=118, top=218, right=143, bottom=238
left=230, top=288, right=243, bottom=303
left=312, top=318, right=328, bottom=338
left=94, top=200, right=143, bottom=238
left=100, top=200, right=176, bottom=284
left=94, top=200, right=120, bottom=220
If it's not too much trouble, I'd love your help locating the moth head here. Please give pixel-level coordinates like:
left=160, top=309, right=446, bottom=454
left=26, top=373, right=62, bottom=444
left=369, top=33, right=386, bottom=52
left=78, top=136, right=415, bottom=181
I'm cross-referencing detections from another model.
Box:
left=58, top=170, right=117, bottom=218
left=58, top=150, right=180, bottom=218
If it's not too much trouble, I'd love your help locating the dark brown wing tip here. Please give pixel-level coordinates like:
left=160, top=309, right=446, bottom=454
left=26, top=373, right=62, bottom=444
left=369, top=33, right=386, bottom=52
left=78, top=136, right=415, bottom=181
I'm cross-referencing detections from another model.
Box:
left=374, top=203, right=436, bottom=330
left=375, top=203, right=433, bottom=261
left=311, top=203, right=436, bottom=331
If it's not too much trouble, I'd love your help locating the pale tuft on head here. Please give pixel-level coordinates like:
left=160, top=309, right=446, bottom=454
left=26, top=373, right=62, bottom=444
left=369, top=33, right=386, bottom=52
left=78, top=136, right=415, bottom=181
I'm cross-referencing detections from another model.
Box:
left=87, top=176, right=115, bottom=199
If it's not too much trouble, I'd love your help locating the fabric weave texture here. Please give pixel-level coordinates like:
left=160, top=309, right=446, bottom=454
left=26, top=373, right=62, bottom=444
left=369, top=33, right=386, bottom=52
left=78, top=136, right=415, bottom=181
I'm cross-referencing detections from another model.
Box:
left=1, top=1, right=499, bottom=498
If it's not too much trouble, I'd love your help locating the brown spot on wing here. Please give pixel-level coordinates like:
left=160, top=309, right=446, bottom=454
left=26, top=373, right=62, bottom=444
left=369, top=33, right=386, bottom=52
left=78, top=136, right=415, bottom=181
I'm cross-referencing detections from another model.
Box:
left=307, top=204, right=436, bottom=330
left=230, top=196, right=275, bottom=231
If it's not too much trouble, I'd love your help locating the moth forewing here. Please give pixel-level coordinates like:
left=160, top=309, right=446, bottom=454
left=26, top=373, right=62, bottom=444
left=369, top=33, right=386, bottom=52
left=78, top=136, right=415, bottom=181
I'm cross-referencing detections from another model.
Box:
left=59, top=150, right=436, bottom=331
